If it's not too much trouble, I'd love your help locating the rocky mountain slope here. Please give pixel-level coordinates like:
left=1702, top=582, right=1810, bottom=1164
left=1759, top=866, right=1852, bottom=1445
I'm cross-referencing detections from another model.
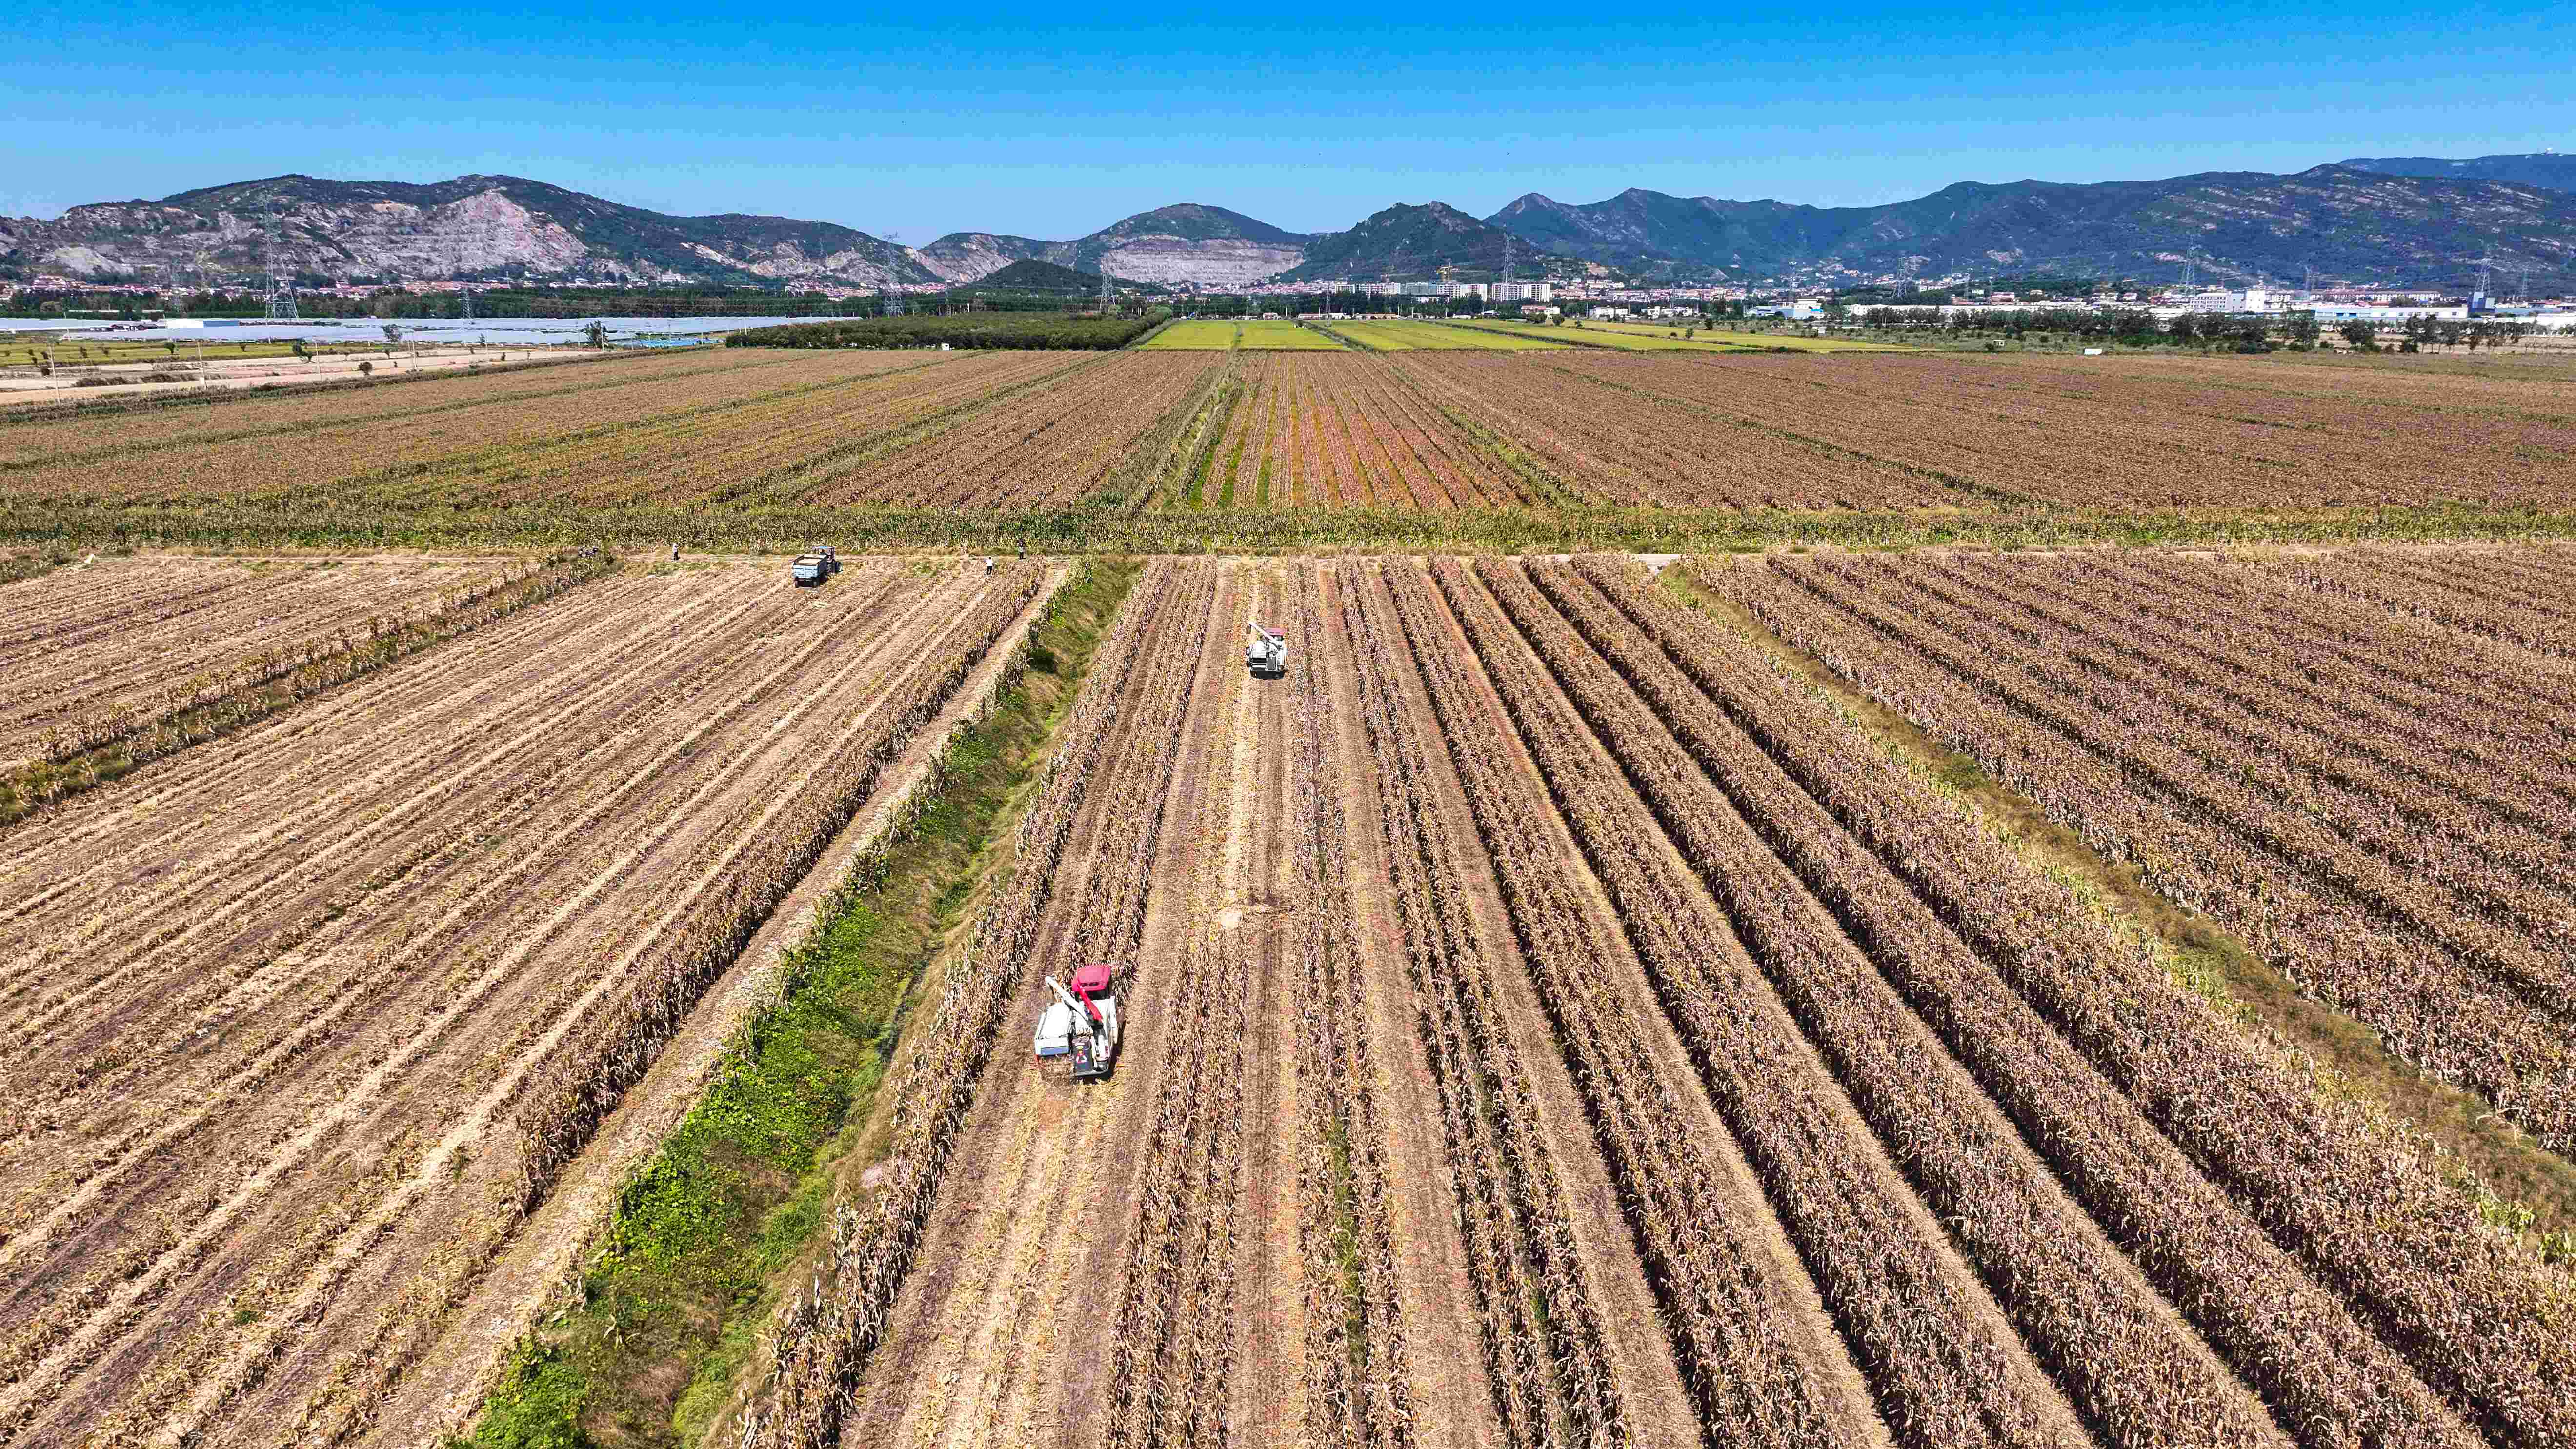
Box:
left=1490, top=163, right=2576, bottom=284
left=915, top=203, right=1308, bottom=286
left=1279, top=201, right=1576, bottom=282
left=2343, top=152, right=2576, bottom=194
left=911, top=232, right=1072, bottom=282
left=12, top=154, right=2573, bottom=293
left=0, top=174, right=943, bottom=288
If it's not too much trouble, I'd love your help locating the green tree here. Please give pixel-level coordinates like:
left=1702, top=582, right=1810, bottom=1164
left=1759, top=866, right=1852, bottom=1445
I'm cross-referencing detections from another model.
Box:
left=2338, top=320, right=2376, bottom=349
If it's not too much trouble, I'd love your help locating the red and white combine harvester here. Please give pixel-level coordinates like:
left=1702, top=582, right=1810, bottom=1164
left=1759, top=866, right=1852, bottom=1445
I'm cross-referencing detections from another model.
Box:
left=1034, top=962, right=1123, bottom=1082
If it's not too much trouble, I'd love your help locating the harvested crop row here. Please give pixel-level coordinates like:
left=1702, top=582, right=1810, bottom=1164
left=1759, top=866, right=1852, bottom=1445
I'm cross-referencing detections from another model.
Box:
left=0, top=560, right=1047, bottom=1448
left=346, top=352, right=1071, bottom=509
left=0, top=347, right=772, bottom=471
left=1107, top=572, right=1268, bottom=1448
left=1598, top=556, right=2575, bottom=1445
left=0, top=556, right=515, bottom=767
left=1379, top=559, right=1918, bottom=1447
left=750, top=563, right=1217, bottom=1449
left=1706, top=551, right=2576, bottom=1155
left=825, top=564, right=1239, bottom=1449
left=1504, top=559, right=2475, bottom=1448
left=799, top=353, right=1221, bottom=507
left=514, top=561, right=1052, bottom=1206
left=1568, top=352, right=2576, bottom=508
left=1398, top=354, right=1948, bottom=509
left=1285, top=567, right=1417, bottom=1448
left=11, top=350, right=923, bottom=502
left=1336, top=564, right=1638, bottom=1447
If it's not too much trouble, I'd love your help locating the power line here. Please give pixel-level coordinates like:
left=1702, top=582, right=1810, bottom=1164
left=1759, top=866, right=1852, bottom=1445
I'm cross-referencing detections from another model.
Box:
left=262, top=206, right=299, bottom=321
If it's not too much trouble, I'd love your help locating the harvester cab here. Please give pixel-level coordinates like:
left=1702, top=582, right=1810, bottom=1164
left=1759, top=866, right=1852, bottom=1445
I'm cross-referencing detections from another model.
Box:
left=1035, top=963, right=1122, bottom=1082
left=1245, top=624, right=1287, bottom=679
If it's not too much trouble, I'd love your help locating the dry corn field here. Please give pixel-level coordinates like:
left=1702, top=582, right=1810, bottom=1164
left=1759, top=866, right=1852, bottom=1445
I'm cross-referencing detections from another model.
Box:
left=0, top=554, right=523, bottom=767
left=0, top=556, right=1063, bottom=1447
left=10, top=344, right=2576, bottom=513
left=736, top=555, right=2576, bottom=1449
left=1702, top=544, right=2576, bottom=1160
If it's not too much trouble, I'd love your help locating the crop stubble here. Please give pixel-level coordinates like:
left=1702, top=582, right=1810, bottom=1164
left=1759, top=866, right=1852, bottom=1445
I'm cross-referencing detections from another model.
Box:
left=743, top=555, right=2574, bottom=1449
left=0, top=558, right=1052, bottom=1447
left=0, top=555, right=515, bottom=767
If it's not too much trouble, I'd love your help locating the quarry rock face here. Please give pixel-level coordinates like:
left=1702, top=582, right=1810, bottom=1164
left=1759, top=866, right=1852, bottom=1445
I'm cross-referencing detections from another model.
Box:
left=911, top=233, right=1076, bottom=282
left=1097, top=237, right=1304, bottom=286
left=0, top=174, right=942, bottom=288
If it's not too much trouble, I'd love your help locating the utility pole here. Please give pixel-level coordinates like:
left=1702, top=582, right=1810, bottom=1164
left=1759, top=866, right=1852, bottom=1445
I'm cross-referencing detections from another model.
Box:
left=262, top=208, right=299, bottom=321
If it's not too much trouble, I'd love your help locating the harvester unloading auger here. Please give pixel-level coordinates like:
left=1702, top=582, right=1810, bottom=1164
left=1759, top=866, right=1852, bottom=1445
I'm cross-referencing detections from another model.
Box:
left=1245, top=623, right=1287, bottom=678
left=1034, top=963, right=1122, bottom=1082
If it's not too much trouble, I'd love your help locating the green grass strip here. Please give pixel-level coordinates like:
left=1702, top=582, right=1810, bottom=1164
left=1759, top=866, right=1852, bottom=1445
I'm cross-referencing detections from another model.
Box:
left=459, top=559, right=1142, bottom=1449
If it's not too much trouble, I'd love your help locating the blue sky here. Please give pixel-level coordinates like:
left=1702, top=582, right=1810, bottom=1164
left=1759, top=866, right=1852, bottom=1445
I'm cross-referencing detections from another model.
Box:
left=5, top=2, right=2572, bottom=238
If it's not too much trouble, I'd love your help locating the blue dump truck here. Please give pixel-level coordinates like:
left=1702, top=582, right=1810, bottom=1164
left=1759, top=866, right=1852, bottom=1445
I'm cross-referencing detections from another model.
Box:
left=790, top=545, right=842, bottom=587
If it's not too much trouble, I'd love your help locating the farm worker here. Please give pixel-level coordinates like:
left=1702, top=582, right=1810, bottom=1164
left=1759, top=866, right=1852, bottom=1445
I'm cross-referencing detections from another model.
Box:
left=672, top=543, right=680, bottom=562
left=984, top=556, right=994, bottom=574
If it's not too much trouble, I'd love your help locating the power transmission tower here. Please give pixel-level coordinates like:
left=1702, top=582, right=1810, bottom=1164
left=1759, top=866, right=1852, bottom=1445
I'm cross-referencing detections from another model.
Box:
left=461, top=282, right=474, bottom=322
left=262, top=208, right=299, bottom=320
left=2180, top=252, right=2196, bottom=292
left=1099, top=259, right=1112, bottom=315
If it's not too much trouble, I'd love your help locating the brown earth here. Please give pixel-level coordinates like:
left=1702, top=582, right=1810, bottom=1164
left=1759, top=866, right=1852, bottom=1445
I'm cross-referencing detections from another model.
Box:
left=788, top=555, right=2571, bottom=1449
left=0, top=558, right=1048, bottom=1448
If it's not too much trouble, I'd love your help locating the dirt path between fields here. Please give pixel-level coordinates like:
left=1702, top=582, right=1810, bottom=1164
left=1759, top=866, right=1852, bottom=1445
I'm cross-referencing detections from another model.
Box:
left=376, top=566, right=1069, bottom=1445
left=831, top=565, right=1224, bottom=1448
left=0, top=561, right=1045, bottom=1449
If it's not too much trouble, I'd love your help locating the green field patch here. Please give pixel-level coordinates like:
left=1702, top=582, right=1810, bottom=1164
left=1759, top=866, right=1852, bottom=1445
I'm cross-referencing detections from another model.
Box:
left=1236, top=319, right=1346, bottom=350
left=1139, top=320, right=1242, bottom=350
left=1334, top=318, right=1564, bottom=351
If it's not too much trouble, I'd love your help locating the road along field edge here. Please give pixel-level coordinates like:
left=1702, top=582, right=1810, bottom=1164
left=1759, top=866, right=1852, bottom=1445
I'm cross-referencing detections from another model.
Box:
left=740, top=562, right=1203, bottom=1449
left=381, top=562, right=1080, bottom=1446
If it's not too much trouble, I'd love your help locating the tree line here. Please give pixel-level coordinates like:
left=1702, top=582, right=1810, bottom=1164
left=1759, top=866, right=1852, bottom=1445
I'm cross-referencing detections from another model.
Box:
left=1854, top=305, right=2541, bottom=351
left=725, top=310, right=1170, bottom=351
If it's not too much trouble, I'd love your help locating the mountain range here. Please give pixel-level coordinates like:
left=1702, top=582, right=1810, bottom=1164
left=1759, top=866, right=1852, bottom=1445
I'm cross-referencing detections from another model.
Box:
left=1494, top=161, right=2576, bottom=285
left=5, top=153, right=2573, bottom=292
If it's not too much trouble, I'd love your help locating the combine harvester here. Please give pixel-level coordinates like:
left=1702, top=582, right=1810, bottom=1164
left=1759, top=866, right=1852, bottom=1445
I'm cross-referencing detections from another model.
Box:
left=1245, top=623, right=1287, bottom=678
left=1034, top=963, right=1123, bottom=1082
